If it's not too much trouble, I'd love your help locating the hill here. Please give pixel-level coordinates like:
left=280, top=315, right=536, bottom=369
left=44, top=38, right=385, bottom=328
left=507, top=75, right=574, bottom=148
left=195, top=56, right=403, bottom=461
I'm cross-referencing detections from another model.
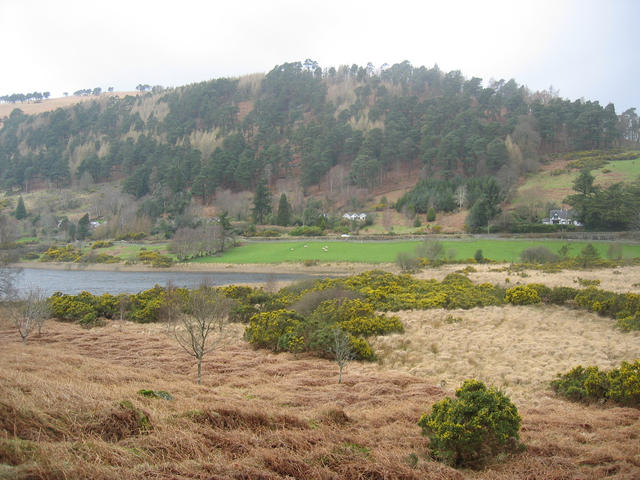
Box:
left=1, top=60, right=639, bottom=241
left=0, top=91, right=141, bottom=119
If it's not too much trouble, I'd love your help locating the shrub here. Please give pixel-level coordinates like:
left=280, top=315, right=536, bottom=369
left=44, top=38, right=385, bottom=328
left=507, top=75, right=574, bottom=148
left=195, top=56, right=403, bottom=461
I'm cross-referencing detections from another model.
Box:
left=115, top=232, right=147, bottom=241
left=474, top=249, right=484, bottom=263
left=91, top=240, right=114, bottom=249
left=418, top=380, right=522, bottom=468
left=290, top=226, right=324, bottom=236
left=607, top=360, right=640, bottom=406
left=617, top=313, right=640, bottom=332
left=127, top=286, right=166, bottom=323
left=519, top=246, right=559, bottom=264
left=396, top=251, right=420, bottom=272
left=552, top=361, right=640, bottom=407
left=244, top=310, right=303, bottom=351
left=40, top=245, right=82, bottom=262
left=137, top=250, right=174, bottom=267
left=526, top=283, right=552, bottom=303
left=575, top=277, right=601, bottom=287
left=415, top=240, right=445, bottom=262
left=504, top=286, right=541, bottom=305
left=548, top=286, right=579, bottom=305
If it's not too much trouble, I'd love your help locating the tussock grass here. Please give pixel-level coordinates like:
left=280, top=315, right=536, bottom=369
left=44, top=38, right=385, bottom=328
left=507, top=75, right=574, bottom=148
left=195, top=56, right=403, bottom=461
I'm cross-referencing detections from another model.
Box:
left=1, top=308, right=639, bottom=478
left=415, top=263, right=640, bottom=294
left=371, top=305, right=640, bottom=405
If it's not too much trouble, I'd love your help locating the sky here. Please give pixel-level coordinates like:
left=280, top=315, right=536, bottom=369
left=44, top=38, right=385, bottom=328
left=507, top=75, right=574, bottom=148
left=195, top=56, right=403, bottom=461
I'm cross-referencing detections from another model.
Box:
left=1, top=0, right=638, bottom=112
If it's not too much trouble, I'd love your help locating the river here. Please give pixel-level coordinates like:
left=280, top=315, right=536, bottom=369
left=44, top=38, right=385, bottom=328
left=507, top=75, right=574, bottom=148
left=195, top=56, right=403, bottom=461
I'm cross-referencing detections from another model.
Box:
left=12, top=268, right=309, bottom=296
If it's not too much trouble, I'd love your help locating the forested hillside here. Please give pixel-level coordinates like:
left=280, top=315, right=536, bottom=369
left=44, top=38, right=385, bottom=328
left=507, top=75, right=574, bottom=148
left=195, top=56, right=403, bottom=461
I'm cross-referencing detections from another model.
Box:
left=1, top=60, right=638, bottom=232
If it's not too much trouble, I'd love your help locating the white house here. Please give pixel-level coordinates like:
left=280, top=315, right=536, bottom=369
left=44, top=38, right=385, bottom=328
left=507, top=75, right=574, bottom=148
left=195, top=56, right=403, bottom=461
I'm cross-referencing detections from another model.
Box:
left=342, top=212, right=368, bottom=222
left=542, top=209, right=583, bottom=226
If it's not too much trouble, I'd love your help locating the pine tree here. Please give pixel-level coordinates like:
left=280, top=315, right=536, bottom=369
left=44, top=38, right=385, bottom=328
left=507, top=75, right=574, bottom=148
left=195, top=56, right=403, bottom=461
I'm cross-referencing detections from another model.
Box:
left=77, top=213, right=91, bottom=240
left=251, top=178, right=272, bottom=224
left=276, top=193, right=291, bottom=226
left=15, top=197, right=27, bottom=220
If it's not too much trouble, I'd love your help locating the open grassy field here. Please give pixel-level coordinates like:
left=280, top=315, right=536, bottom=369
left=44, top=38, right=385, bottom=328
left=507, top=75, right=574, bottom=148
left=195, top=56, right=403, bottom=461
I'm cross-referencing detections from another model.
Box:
left=93, top=242, right=172, bottom=261
left=193, top=239, right=640, bottom=264
left=1, top=281, right=639, bottom=479
left=513, top=157, right=640, bottom=206
left=0, top=92, right=140, bottom=119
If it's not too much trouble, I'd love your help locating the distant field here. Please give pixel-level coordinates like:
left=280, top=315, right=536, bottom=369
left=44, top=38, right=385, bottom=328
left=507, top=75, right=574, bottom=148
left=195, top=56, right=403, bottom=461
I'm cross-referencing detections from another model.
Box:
left=0, top=92, right=140, bottom=118
left=88, top=242, right=171, bottom=260
left=513, top=157, right=640, bottom=206
left=192, top=239, right=640, bottom=264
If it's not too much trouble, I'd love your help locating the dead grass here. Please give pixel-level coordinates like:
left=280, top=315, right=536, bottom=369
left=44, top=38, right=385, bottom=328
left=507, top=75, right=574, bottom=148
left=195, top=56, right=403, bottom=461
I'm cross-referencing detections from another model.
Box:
left=414, top=264, right=640, bottom=294
left=370, top=305, right=640, bottom=405
left=0, top=92, right=141, bottom=119
left=1, top=303, right=639, bottom=479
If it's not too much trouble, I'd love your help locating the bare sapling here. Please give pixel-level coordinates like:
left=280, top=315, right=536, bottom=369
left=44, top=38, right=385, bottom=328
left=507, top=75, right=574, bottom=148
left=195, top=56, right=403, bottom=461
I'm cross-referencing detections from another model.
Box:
left=332, top=328, right=355, bottom=384
left=13, top=287, right=50, bottom=344
left=171, top=285, right=234, bottom=384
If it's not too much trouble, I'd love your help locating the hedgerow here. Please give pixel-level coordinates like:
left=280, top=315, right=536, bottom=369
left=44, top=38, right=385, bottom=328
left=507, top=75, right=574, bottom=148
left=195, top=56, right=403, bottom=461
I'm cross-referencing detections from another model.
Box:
left=39, top=244, right=120, bottom=263
left=551, top=361, right=640, bottom=407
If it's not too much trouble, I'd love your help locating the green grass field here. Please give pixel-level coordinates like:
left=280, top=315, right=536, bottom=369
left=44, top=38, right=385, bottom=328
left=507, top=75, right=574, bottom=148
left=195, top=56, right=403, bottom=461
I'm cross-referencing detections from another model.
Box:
left=191, top=239, right=640, bottom=264
left=513, top=157, right=640, bottom=206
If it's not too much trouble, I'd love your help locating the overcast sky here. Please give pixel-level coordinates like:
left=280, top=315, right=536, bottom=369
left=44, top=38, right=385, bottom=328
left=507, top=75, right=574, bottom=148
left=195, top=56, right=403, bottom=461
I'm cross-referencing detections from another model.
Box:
left=2, top=0, right=638, bottom=112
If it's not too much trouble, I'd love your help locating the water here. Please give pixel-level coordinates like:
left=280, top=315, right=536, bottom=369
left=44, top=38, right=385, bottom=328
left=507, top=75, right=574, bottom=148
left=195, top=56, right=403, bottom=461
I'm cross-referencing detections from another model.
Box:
left=12, top=268, right=310, bottom=296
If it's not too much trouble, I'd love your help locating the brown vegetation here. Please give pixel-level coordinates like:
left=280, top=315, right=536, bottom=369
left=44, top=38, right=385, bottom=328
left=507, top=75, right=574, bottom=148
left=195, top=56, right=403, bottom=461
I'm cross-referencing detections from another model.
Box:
left=0, top=92, right=140, bottom=119
left=1, top=302, right=639, bottom=479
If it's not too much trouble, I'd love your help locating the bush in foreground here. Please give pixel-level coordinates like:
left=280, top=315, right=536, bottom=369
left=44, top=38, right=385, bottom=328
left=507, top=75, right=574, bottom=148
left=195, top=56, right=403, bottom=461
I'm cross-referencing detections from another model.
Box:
left=418, top=380, right=522, bottom=468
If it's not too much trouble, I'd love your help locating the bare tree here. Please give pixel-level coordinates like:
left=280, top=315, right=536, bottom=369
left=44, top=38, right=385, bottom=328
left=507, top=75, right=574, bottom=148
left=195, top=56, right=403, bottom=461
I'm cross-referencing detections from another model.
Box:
left=0, top=249, right=20, bottom=301
left=13, top=287, right=50, bottom=343
left=332, top=328, right=355, bottom=384
left=455, top=185, right=467, bottom=210
left=171, top=286, right=234, bottom=384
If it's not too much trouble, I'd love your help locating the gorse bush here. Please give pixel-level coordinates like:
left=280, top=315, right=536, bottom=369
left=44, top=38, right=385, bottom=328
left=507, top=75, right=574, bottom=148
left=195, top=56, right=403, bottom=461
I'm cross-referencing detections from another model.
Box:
left=504, top=286, right=541, bottom=305
left=40, top=245, right=82, bottom=262
left=552, top=361, right=640, bottom=407
left=244, top=295, right=402, bottom=360
left=137, top=250, right=174, bottom=267
left=418, top=380, right=522, bottom=468
left=573, top=287, right=640, bottom=330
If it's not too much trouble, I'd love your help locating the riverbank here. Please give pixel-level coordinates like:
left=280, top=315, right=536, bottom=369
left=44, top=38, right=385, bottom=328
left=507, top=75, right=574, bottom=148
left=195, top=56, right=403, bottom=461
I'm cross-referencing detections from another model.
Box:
left=10, top=260, right=387, bottom=276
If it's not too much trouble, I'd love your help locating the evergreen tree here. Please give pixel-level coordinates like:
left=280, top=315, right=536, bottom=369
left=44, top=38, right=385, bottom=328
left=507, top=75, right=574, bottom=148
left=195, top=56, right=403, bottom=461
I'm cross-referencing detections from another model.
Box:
left=426, top=207, right=436, bottom=222
left=77, top=213, right=91, bottom=240
left=251, top=178, right=272, bottom=224
left=218, top=211, right=232, bottom=252
left=276, top=193, right=292, bottom=226
left=14, top=196, right=27, bottom=220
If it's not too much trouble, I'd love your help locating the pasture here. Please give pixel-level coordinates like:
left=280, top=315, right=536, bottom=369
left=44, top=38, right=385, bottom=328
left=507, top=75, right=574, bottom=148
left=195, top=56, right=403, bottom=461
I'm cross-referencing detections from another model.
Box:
left=513, top=156, right=640, bottom=206
left=194, top=238, right=640, bottom=264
